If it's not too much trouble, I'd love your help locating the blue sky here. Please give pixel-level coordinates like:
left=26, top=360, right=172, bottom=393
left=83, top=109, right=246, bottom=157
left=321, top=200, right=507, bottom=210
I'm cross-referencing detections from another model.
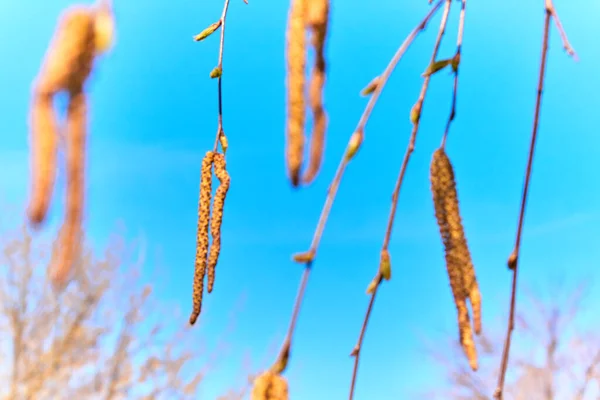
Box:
left=1, top=0, right=599, bottom=399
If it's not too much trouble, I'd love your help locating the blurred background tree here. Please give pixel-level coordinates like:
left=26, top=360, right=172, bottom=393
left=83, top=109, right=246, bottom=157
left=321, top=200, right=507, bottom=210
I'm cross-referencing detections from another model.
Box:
left=425, top=279, right=600, bottom=400
left=0, top=226, right=249, bottom=400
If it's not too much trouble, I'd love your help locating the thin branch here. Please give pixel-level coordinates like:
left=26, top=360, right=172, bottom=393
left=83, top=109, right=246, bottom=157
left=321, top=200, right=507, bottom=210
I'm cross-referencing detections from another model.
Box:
left=441, top=0, right=466, bottom=149
left=543, top=308, right=559, bottom=400
left=574, top=349, right=600, bottom=400
left=348, top=1, right=453, bottom=398
left=493, top=1, right=577, bottom=398
left=212, top=0, right=247, bottom=154
left=271, top=0, right=447, bottom=374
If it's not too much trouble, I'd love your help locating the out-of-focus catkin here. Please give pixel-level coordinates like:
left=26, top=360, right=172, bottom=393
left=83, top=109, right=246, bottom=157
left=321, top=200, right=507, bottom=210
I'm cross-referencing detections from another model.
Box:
left=207, top=153, right=230, bottom=294
left=28, top=6, right=96, bottom=226
left=28, top=94, right=58, bottom=225
left=285, top=0, right=307, bottom=187
left=251, top=372, right=289, bottom=400
left=190, top=151, right=215, bottom=326
left=301, top=0, right=329, bottom=185
left=430, top=147, right=481, bottom=371
left=48, top=92, right=87, bottom=288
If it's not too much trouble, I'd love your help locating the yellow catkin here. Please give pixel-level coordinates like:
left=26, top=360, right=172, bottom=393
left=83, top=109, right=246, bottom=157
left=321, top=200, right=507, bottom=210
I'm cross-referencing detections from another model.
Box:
left=285, top=0, right=307, bottom=187
left=190, top=151, right=215, bottom=325
left=251, top=372, right=289, bottom=400
left=301, top=0, right=329, bottom=184
left=28, top=94, right=58, bottom=225
left=430, top=147, right=480, bottom=371
left=28, top=6, right=96, bottom=225
left=207, top=153, right=230, bottom=294
left=48, top=92, right=87, bottom=288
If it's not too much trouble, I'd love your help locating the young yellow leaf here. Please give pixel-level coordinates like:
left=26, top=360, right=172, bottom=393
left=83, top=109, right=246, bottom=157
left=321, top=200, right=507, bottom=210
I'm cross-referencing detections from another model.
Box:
left=422, top=58, right=452, bottom=77
left=193, top=20, right=222, bottom=42
left=360, top=76, right=381, bottom=97
left=379, top=249, right=391, bottom=281
left=219, top=133, right=228, bottom=154
left=366, top=277, right=378, bottom=294
left=292, top=250, right=315, bottom=264
left=451, top=53, right=461, bottom=72
left=345, top=130, right=363, bottom=161
left=210, top=67, right=222, bottom=79
left=410, top=102, right=421, bottom=124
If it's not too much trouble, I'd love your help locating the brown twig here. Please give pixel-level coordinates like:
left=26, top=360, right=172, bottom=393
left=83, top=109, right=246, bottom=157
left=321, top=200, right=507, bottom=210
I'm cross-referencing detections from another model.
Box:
left=493, top=1, right=577, bottom=398
left=440, top=0, right=466, bottom=149
left=271, top=0, right=448, bottom=375
left=348, top=1, right=453, bottom=398
left=212, top=0, right=247, bottom=155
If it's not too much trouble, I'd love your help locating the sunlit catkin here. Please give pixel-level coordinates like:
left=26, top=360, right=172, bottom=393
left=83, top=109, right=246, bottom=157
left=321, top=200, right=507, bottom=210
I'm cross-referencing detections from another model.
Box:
left=430, top=147, right=480, bottom=371
left=48, top=92, right=87, bottom=288
left=207, top=153, right=230, bottom=294
left=28, top=6, right=96, bottom=225
left=301, top=0, right=329, bottom=184
left=251, top=372, right=289, bottom=400
left=28, top=94, right=58, bottom=225
left=190, top=151, right=215, bottom=325
left=285, top=0, right=307, bottom=187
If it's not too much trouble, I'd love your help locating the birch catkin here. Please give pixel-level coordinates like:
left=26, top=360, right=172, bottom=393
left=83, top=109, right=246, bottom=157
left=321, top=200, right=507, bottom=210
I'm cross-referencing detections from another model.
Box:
left=28, top=6, right=96, bottom=225
left=28, top=94, right=58, bottom=225
left=207, top=153, right=230, bottom=294
left=251, top=372, right=289, bottom=400
left=301, top=0, right=329, bottom=184
left=48, top=92, right=87, bottom=288
left=430, top=147, right=481, bottom=371
left=285, top=0, right=307, bottom=187
left=190, top=151, right=215, bottom=325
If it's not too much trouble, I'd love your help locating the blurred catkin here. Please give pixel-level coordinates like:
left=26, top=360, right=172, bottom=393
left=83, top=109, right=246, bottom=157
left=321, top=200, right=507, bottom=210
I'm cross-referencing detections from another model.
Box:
left=28, top=94, right=58, bottom=225
left=48, top=92, right=87, bottom=288
left=430, top=147, right=480, bottom=371
left=207, top=153, right=230, bottom=294
left=28, top=6, right=96, bottom=225
left=190, top=151, right=215, bottom=325
left=285, top=0, right=307, bottom=187
left=301, top=0, right=329, bottom=184
left=251, top=372, right=289, bottom=400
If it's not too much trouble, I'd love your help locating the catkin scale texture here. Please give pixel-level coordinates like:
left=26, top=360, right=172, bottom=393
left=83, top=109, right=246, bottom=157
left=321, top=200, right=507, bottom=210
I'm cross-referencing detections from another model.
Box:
left=430, top=148, right=480, bottom=371
left=48, top=92, right=87, bottom=288
left=285, top=0, right=307, bottom=187
left=207, top=153, right=230, bottom=294
left=251, top=372, right=289, bottom=400
left=190, top=151, right=215, bottom=325
left=301, top=0, right=329, bottom=184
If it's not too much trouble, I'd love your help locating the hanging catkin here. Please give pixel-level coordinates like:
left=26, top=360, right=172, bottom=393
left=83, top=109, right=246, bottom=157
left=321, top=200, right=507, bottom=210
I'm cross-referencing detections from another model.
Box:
left=251, top=372, right=289, bottom=400
left=301, top=0, right=329, bottom=184
left=190, top=151, right=215, bottom=325
left=207, top=153, right=230, bottom=294
left=285, top=0, right=307, bottom=187
left=28, top=6, right=96, bottom=225
left=430, top=147, right=481, bottom=371
left=48, top=92, right=87, bottom=287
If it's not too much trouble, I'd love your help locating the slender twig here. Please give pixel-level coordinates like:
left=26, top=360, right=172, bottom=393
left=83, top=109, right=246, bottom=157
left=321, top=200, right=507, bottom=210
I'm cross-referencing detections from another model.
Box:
left=348, top=1, right=453, bottom=398
left=574, top=350, right=600, bottom=400
left=271, top=0, right=447, bottom=374
left=493, top=1, right=576, bottom=398
left=211, top=0, right=248, bottom=154
left=441, top=0, right=466, bottom=149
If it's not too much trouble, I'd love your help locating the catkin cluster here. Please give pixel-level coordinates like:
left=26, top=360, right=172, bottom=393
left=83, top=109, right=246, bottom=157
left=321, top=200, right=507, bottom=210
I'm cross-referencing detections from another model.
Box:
left=189, top=151, right=230, bottom=325
left=430, top=147, right=481, bottom=371
left=285, top=0, right=329, bottom=186
left=28, top=2, right=114, bottom=288
left=251, top=372, right=289, bottom=400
